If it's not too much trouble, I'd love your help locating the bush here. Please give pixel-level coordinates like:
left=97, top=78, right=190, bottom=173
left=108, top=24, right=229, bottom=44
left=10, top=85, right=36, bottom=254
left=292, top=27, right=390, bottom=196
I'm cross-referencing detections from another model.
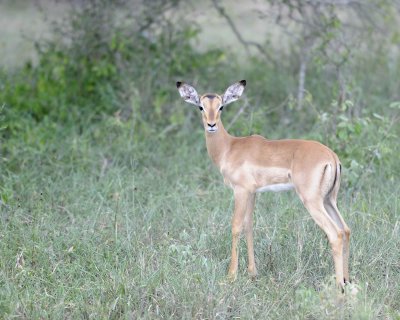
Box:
left=0, top=0, right=230, bottom=139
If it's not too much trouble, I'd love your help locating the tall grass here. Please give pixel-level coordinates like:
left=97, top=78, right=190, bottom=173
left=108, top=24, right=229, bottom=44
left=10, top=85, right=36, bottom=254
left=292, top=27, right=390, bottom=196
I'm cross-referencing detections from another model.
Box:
left=0, top=119, right=399, bottom=319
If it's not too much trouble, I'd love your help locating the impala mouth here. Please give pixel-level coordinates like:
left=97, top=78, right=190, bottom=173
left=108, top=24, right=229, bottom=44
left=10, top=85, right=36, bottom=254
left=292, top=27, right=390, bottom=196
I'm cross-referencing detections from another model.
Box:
left=207, top=126, right=218, bottom=133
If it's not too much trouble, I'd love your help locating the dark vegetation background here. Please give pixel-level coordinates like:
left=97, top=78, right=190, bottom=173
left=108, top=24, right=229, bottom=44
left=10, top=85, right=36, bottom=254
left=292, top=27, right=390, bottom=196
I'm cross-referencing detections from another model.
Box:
left=0, top=0, right=399, bottom=318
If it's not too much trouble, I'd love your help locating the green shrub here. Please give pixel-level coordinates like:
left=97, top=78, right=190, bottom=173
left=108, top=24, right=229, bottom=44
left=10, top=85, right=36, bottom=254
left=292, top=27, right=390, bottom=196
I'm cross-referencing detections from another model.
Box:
left=0, top=1, right=228, bottom=138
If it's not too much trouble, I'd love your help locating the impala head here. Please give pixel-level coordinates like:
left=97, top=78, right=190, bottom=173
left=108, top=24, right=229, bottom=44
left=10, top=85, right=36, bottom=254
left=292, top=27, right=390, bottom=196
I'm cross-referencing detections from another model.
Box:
left=176, top=80, right=246, bottom=133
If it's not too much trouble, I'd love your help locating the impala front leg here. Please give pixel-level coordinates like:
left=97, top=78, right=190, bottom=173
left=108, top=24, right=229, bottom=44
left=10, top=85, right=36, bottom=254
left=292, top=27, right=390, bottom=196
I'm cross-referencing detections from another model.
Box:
left=244, top=193, right=257, bottom=278
left=228, top=188, right=250, bottom=281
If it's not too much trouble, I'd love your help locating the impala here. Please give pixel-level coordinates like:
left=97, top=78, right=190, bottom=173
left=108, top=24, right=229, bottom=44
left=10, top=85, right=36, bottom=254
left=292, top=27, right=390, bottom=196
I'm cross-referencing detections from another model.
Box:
left=176, top=80, right=351, bottom=288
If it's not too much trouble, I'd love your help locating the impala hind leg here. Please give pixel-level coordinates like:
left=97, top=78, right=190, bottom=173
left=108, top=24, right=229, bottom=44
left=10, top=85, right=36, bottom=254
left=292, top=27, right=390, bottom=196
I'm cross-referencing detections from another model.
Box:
left=244, top=193, right=257, bottom=278
left=303, top=197, right=346, bottom=288
left=228, top=188, right=251, bottom=281
left=324, top=199, right=351, bottom=283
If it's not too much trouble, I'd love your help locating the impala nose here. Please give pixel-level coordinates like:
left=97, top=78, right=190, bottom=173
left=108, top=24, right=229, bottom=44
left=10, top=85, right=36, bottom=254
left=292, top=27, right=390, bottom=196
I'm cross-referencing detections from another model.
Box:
left=208, top=123, right=216, bottom=128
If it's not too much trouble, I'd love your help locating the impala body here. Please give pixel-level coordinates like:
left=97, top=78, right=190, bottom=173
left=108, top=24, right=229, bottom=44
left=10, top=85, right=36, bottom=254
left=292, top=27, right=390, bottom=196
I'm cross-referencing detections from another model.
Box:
left=176, top=80, right=350, bottom=288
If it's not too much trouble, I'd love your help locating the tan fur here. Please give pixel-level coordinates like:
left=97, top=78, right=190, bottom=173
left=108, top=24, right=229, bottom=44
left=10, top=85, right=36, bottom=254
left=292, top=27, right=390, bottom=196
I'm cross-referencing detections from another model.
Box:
left=177, top=82, right=351, bottom=288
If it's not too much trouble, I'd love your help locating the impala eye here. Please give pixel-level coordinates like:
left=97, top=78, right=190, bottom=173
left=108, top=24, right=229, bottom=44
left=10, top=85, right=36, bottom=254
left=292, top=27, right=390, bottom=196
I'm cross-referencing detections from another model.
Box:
left=199, top=106, right=204, bottom=111
left=219, top=106, right=224, bottom=111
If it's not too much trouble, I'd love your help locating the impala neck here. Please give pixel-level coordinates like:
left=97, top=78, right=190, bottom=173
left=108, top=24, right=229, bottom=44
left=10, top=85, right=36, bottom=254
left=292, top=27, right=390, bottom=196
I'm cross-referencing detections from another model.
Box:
left=205, top=121, right=232, bottom=167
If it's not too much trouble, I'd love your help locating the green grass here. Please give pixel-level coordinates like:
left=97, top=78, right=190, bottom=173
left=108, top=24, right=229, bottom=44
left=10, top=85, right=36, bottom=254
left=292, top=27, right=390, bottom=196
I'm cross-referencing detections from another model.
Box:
left=0, top=120, right=399, bottom=319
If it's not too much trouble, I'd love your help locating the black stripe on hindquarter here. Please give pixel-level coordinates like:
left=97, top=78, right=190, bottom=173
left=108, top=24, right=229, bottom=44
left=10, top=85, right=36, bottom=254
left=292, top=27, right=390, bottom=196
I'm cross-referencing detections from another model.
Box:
left=322, top=163, right=337, bottom=196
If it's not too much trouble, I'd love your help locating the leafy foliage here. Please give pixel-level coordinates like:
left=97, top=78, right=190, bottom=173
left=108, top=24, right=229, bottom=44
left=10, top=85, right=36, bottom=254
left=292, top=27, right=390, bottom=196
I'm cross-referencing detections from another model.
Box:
left=0, top=0, right=228, bottom=140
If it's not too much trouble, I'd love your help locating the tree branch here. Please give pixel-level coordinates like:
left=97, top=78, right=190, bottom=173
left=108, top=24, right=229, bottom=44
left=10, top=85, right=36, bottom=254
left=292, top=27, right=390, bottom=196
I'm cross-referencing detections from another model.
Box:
left=211, top=0, right=273, bottom=60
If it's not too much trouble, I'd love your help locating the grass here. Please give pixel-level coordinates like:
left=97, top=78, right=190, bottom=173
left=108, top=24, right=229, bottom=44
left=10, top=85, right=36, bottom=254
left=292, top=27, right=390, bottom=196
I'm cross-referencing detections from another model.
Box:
left=0, top=118, right=399, bottom=319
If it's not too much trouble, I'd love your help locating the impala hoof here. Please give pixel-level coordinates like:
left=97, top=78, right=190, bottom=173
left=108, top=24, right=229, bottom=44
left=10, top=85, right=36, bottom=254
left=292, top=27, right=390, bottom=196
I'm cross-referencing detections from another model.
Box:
left=248, top=268, right=258, bottom=279
left=344, top=281, right=359, bottom=296
left=227, top=272, right=237, bottom=282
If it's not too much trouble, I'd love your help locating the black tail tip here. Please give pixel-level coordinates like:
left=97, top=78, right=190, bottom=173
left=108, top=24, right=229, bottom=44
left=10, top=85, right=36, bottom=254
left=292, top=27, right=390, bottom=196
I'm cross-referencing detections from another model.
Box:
left=176, top=81, right=182, bottom=88
left=240, top=80, right=246, bottom=86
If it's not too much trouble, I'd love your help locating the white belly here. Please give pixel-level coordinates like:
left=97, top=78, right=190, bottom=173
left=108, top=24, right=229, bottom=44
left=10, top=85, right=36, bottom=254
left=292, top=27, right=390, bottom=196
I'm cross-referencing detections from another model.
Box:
left=256, top=183, right=295, bottom=193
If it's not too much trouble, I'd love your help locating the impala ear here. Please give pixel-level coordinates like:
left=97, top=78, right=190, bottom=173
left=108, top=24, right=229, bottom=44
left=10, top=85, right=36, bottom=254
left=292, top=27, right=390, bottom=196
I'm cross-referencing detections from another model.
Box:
left=222, top=80, right=246, bottom=106
left=176, top=81, right=200, bottom=106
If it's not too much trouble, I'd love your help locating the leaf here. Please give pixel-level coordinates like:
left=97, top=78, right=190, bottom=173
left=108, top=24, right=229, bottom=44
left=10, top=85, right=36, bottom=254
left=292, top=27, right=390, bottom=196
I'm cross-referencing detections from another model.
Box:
left=372, top=113, right=384, bottom=121
left=389, top=101, right=400, bottom=109
left=354, top=122, right=362, bottom=135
